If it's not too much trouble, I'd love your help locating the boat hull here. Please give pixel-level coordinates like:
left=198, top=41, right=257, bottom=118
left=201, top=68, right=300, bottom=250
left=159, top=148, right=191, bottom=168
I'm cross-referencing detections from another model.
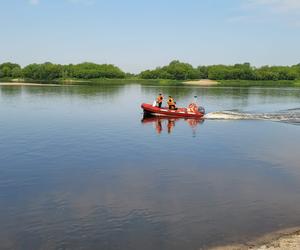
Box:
left=141, top=103, right=205, bottom=118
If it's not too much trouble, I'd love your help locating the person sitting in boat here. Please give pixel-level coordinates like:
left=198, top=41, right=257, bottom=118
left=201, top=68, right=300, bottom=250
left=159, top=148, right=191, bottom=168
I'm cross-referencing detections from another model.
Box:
left=156, top=93, right=164, bottom=108
left=167, top=96, right=176, bottom=110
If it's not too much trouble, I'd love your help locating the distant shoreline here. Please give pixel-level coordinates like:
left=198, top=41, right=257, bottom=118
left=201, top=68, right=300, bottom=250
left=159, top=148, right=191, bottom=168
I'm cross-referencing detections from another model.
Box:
left=0, top=82, right=61, bottom=86
left=1, top=78, right=300, bottom=88
left=183, top=79, right=219, bottom=86
left=1, top=61, right=300, bottom=86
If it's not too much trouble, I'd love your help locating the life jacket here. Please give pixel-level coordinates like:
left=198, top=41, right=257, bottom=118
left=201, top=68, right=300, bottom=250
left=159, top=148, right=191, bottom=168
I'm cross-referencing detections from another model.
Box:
left=157, top=95, right=163, bottom=103
left=187, top=103, right=198, bottom=113
left=167, top=98, right=175, bottom=106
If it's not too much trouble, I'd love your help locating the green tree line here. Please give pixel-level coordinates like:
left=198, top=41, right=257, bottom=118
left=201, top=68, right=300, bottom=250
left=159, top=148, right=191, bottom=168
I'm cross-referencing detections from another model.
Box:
left=1, top=60, right=300, bottom=81
left=139, top=61, right=300, bottom=81
left=0, top=62, right=126, bottom=80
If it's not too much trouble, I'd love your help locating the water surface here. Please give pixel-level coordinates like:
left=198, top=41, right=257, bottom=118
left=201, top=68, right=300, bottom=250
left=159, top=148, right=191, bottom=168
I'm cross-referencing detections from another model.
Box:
left=1, top=84, right=300, bottom=250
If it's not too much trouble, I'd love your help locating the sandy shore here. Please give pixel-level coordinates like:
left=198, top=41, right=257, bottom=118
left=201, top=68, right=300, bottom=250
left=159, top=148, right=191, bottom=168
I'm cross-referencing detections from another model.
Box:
left=210, top=228, right=300, bottom=250
left=183, top=79, right=219, bottom=86
left=0, top=82, right=61, bottom=86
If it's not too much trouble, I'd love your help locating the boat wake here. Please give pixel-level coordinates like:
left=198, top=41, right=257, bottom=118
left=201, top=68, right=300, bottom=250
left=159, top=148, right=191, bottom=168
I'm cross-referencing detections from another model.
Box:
left=204, top=108, right=300, bottom=125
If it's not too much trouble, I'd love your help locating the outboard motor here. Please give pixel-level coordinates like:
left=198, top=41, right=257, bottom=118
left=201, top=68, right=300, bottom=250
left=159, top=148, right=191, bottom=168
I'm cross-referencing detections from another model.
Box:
left=198, top=106, right=205, bottom=114
left=193, top=96, right=205, bottom=114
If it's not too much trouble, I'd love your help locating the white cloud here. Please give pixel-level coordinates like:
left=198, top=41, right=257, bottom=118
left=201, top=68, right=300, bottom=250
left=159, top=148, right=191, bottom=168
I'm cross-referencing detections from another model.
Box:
left=29, top=0, right=39, bottom=5
left=232, top=0, right=300, bottom=27
left=247, top=0, right=300, bottom=13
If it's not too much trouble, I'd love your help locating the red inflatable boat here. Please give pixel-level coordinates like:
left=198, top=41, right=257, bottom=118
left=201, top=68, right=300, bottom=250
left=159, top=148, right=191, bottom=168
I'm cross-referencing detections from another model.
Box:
left=141, top=103, right=205, bottom=118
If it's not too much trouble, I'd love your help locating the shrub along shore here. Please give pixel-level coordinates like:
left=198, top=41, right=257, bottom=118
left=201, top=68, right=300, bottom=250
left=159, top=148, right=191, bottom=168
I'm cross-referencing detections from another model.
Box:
left=1, top=61, right=300, bottom=87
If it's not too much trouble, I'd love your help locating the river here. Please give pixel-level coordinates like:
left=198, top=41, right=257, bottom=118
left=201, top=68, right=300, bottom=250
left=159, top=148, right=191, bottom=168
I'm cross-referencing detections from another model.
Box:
left=0, top=84, right=300, bottom=250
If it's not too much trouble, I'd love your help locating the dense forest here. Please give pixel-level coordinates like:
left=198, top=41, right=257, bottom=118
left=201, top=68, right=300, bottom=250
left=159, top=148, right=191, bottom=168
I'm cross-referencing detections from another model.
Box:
left=140, top=61, right=300, bottom=81
left=1, top=60, right=300, bottom=81
left=0, top=62, right=126, bottom=80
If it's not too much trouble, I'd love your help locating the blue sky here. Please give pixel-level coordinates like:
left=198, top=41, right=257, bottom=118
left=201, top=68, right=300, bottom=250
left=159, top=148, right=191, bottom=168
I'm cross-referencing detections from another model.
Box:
left=1, top=0, right=300, bottom=72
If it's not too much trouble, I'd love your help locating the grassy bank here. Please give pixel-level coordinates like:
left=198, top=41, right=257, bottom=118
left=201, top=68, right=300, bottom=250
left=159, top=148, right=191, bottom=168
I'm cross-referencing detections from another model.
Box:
left=59, top=78, right=181, bottom=85
left=1, top=77, right=300, bottom=87
left=0, top=77, right=181, bottom=86
left=218, top=80, right=300, bottom=87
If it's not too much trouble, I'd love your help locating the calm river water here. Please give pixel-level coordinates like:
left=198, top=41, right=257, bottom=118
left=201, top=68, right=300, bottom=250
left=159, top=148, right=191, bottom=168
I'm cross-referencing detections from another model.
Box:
left=0, top=84, right=300, bottom=250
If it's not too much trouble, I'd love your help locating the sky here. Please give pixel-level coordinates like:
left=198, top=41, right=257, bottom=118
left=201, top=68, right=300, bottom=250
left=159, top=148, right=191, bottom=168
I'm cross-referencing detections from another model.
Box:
left=1, top=0, right=300, bottom=73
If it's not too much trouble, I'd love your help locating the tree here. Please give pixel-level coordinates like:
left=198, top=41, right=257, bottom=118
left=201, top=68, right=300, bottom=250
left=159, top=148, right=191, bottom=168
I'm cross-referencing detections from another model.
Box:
left=12, top=67, right=22, bottom=78
left=20, top=62, right=126, bottom=80
left=140, top=60, right=200, bottom=80
left=71, top=62, right=126, bottom=79
left=0, top=62, right=21, bottom=77
left=1, top=66, right=11, bottom=77
left=1, top=60, right=300, bottom=81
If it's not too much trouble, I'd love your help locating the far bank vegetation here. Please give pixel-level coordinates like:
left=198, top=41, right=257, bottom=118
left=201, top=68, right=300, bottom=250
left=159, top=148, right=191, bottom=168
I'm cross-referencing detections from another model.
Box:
left=1, top=61, right=300, bottom=83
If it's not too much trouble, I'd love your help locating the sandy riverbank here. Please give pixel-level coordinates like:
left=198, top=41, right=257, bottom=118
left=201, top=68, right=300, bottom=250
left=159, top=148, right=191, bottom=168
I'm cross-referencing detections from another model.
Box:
left=183, top=79, right=219, bottom=86
left=210, top=228, right=300, bottom=250
left=0, top=82, right=61, bottom=86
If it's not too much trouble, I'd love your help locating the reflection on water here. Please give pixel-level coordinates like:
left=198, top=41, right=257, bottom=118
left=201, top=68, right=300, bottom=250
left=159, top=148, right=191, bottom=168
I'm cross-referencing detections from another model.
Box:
left=142, top=115, right=204, bottom=135
left=0, top=84, right=300, bottom=250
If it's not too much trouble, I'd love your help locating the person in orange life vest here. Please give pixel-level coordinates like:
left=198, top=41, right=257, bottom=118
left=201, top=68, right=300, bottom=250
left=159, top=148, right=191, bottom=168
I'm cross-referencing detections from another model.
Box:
left=156, top=93, right=164, bottom=108
left=167, top=96, right=176, bottom=110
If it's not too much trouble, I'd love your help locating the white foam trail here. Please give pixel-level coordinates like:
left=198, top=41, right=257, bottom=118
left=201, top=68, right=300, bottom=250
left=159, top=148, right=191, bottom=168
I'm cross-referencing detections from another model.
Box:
left=204, top=111, right=300, bottom=124
left=204, top=111, right=249, bottom=120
